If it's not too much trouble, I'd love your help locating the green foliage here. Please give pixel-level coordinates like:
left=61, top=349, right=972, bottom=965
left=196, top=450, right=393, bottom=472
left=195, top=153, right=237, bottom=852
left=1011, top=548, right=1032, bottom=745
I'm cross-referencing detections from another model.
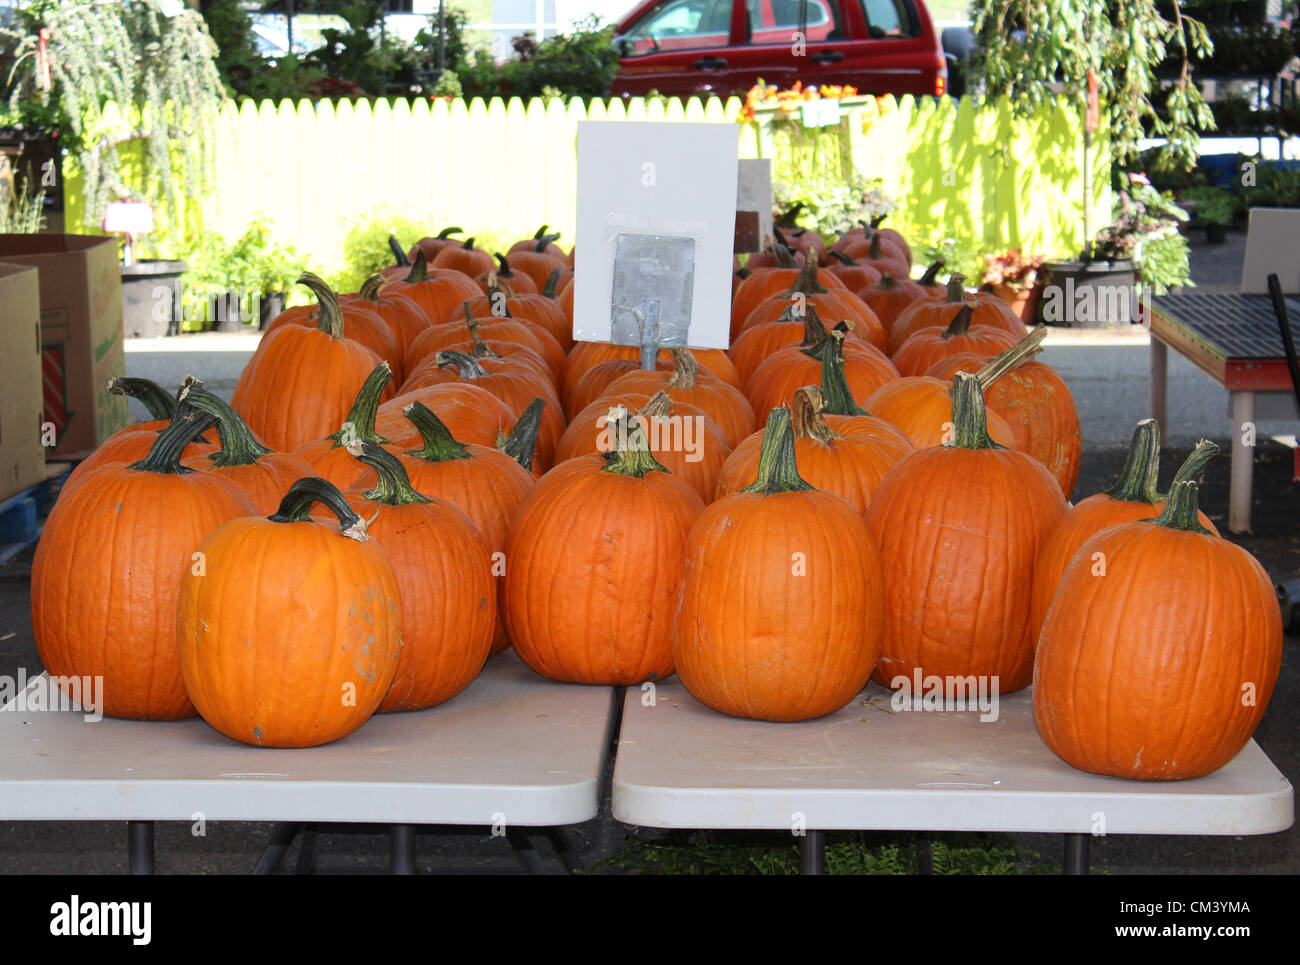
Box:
left=971, top=0, right=1216, bottom=176
left=591, top=830, right=1059, bottom=875
left=333, top=208, right=434, bottom=293
left=1233, top=156, right=1300, bottom=209
left=918, top=234, right=984, bottom=281
left=180, top=220, right=307, bottom=330
left=0, top=182, right=47, bottom=233
left=1138, top=229, right=1193, bottom=293
left=1180, top=184, right=1233, bottom=225
left=493, top=18, right=621, bottom=100
left=2, top=0, right=227, bottom=230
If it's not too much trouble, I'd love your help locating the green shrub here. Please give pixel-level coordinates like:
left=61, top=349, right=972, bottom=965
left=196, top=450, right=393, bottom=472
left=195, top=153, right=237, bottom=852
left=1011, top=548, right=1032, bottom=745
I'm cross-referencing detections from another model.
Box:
left=333, top=209, right=434, bottom=294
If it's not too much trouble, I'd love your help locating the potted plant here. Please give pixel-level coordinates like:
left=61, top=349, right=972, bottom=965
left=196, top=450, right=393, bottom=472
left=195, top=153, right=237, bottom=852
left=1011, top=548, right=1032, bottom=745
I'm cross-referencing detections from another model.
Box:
left=1038, top=175, right=1190, bottom=328
left=181, top=222, right=306, bottom=333
left=1181, top=185, right=1234, bottom=243
left=979, top=249, right=1046, bottom=323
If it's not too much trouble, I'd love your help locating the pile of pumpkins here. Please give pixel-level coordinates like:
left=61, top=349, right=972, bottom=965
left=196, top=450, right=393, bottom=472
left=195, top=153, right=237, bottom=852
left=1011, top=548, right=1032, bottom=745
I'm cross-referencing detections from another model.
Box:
left=31, top=222, right=1281, bottom=783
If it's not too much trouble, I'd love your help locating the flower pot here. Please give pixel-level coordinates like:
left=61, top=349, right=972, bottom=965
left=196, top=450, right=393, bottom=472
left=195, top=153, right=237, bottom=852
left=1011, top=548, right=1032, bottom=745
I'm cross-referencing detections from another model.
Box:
left=121, top=260, right=187, bottom=338
left=1205, top=223, right=1228, bottom=244
left=988, top=282, right=1043, bottom=326
left=1036, top=259, right=1139, bottom=329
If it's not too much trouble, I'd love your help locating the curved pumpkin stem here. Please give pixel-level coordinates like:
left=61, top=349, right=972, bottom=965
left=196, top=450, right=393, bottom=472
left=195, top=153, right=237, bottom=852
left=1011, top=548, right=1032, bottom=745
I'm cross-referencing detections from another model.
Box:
left=402, top=401, right=471, bottom=463
left=667, top=347, right=699, bottom=389
left=949, top=371, right=997, bottom=451
left=534, top=233, right=561, bottom=253
left=179, top=382, right=274, bottom=468
left=388, top=235, right=409, bottom=266
left=976, top=326, right=1047, bottom=390
left=868, top=232, right=884, bottom=260
left=919, top=260, right=945, bottom=287
left=943, top=273, right=967, bottom=304
left=543, top=267, right=563, bottom=299
left=354, top=440, right=432, bottom=506
left=532, top=224, right=549, bottom=240
left=1105, top=420, right=1163, bottom=503
left=438, top=226, right=463, bottom=240
left=827, top=250, right=856, bottom=267
left=1149, top=478, right=1215, bottom=535
left=436, top=349, right=492, bottom=378
left=269, top=477, right=368, bottom=540
left=402, top=250, right=431, bottom=284
left=601, top=405, right=669, bottom=478
left=1168, top=438, right=1221, bottom=490
left=870, top=214, right=887, bottom=230
left=773, top=244, right=798, bottom=269
left=297, top=272, right=345, bottom=338
left=359, top=273, right=386, bottom=302
left=637, top=390, right=674, bottom=421
left=126, top=384, right=216, bottom=476
left=496, top=398, right=544, bottom=472
left=461, top=237, right=476, bottom=251
left=792, top=385, right=840, bottom=444
left=817, top=326, right=868, bottom=417
left=740, top=408, right=813, bottom=494
left=108, top=377, right=176, bottom=421
left=942, top=304, right=975, bottom=339
left=327, top=363, right=394, bottom=448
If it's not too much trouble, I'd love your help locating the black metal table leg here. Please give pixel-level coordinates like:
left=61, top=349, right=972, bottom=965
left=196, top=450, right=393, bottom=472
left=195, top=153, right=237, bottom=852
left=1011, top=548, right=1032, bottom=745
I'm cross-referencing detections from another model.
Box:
left=1064, top=833, right=1089, bottom=875
left=544, top=827, right=584, bottom=873
left=128, top=821, right=154, bottom=875
left=391, top=824, right=417, bottom=875
left=253, top=822, right=302, bottom=875
left=799, top=831, right=826, bottom=875
left=295, top=825, right=318, bottom=875
left=506, top=826, right=549, bottom=874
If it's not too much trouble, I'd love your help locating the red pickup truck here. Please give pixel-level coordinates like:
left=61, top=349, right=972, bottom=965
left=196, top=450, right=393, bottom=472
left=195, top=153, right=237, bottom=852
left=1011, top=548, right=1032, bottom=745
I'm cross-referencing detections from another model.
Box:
left=610, top=0, right=947, bottom=99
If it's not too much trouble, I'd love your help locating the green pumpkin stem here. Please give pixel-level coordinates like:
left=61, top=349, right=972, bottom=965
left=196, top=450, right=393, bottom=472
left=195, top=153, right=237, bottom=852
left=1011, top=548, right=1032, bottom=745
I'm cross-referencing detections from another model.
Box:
left=437, top=349, right=491, bottom=377
left=1150, top=479, right=1214, bottom=534
left=818, top=326, right=868, bottom=416
left=269, top=477, right=368, bottom=539
left=773, top=244, right=798, bottom=269
left=496, top=398, right=544, bottom=472
left=949, top=371, right=997, bottom=451
left=297, top=272, right=345, bottom=338
left=868, top=232, right=883, bottom=260
left=535, top=232, right=560, bottom=253
left=178, top=380, right=273, bottom=467
left=388, top=235, right=409, bottom=266
left=402, top=250, right=431, bottom=283
left=944, top=274, right=967, bottom=304
left=438, top=226, right=463, bottom=240
left=828, top=250, right=855, bottom=266
left=1168, top=439, right=1221, bottom=489
left=870, top=215, right=886, bottom=230
left=1105, top=420, right=1163, bottom=503
left=783, top=248, right=828, bottom=297
left=462, top=237, right=476, bottom=251
left=919, top=260, right=945, bottom=286
left=532, top=224, right=549, bottom=240
left=943, top=304, right=975, bottom=339
left=740, top=408, right=814, bottom=494
left=126, top=387, right=215, bottom=475
left=359, top=273, right=385, bottom=302
left=356, top=440, right=432, bottom=506
left=601, top=405, right=670, bottom=478
left=543, top=266, right=563, bottom=299
left=327, top=363, right=394, bottom=448
left=108, top=377, right=177, bottom=421
left=976, top=326, right=1047, bottom=390
left=402, top=401, right=472, bottom=463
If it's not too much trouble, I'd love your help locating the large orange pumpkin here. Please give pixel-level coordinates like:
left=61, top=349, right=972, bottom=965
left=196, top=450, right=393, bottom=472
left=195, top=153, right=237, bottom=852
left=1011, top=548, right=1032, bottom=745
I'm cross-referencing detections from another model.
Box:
left=863, top=372, right=1066, bottom=695
left=888, top=274, right=1026, bottom=355
left=673, top=407, right=886, bottom=721
left=33, top=410, right=256, bottom=721
left=889, top=304, right=1019, bottom=376
left=738, top=251, right=886, bottom=350
left=503, top=409, right=705, bottom=684
left=1033, top=476, right=1282, bottom=780
left=382, top=250, right=483, bottom=323
left=264, top=274, right=402, bottom=379
left=177, top=477, right=403, bottom=747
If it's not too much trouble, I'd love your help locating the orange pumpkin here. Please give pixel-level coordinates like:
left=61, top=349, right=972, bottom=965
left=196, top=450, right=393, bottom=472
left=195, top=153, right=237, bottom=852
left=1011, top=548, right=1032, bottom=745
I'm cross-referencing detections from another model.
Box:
left=382, top=251, right=483, bottom=323
left=888, top=274, right=1026, bottom=355
left=477, top=255, right=539, bottom=295
left=341, top=274, right=431, bottom=370
left=731, top=245, right=845, bottom=340
left=503, top=409, right=705, bottom=684
left=673, top=407, right=886, bottom=721
left=293, top=362, right=396, bottom=492
left=738, top=252, right=886, bottom=350
left=177, top=477, right=403, bottom=746
left=863, top=373, right=1066, bottom=695
left=890, top=303, right=1019, bottom=376
left=1033, top=475, right=1281, bottom=780
left=432, top=236, right=495, bottom=278
left=265, top=274, right=401, bottom=379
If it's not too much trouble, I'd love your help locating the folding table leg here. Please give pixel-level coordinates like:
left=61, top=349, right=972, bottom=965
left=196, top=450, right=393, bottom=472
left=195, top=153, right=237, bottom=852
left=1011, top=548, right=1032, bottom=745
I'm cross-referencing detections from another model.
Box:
left=390, top=824, right=417, bottom=875
left=543, top=828, right=584, bottom=873
left=506, top=827, right=550, bottom=874
left=128, top=821, right=154, bottom=875
left=799, top=831, right=826, bottom=875
left=253, top=822, right=302, bottom=875
left=1229, top=391, right=1255, bottom=534
left=1063, top=834, right=1089, bottom=875
left=1149, top=337, right=1167, bottom=429
left=295, top=825, right=319, bottom=875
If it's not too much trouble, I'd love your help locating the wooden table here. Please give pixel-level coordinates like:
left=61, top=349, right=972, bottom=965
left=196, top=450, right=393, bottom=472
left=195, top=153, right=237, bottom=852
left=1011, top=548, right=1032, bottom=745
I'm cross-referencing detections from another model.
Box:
left=1148, top=292, right=1300, bottom=533
left=612, top=678, right=1294, bottom=874
left=0, top=652, right=617, bottom=874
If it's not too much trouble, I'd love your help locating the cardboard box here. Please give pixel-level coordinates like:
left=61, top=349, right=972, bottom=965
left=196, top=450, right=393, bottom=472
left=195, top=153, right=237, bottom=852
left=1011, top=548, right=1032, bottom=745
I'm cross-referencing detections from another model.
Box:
left=0, top=263, right=45, bottom=501
left=0, top=235, right=128, bottom=459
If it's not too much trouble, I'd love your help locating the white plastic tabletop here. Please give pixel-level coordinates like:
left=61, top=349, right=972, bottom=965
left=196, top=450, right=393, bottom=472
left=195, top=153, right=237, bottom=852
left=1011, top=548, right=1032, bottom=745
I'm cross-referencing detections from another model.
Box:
left=0, top=652, right=615, bottom=827
left=612, top=679, right=1294, bottom=836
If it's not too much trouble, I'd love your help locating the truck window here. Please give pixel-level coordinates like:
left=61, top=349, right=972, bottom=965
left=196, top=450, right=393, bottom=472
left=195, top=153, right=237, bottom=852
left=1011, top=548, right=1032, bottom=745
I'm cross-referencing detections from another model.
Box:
left=857, top=0, right=917, bottom=37
left=622, top=0, right=734, bottom=55
left=745, top=0, right=845, bottom=45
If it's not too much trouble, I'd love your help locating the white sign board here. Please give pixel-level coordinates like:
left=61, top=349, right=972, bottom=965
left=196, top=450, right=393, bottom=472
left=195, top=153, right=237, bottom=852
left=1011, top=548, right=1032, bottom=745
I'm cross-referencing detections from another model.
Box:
left=737, top=159, right=773, bottom=253
left=1241, top=207, right=1300, bottom=294
left=573, top=121, right=739, bottom=350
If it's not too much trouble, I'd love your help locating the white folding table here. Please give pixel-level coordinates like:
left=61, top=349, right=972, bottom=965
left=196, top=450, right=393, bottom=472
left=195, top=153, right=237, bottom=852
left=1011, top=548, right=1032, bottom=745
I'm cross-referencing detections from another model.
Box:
left=612, top=679, right=1294, bottom=874
left=0, top=652, right=617, bottom=874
